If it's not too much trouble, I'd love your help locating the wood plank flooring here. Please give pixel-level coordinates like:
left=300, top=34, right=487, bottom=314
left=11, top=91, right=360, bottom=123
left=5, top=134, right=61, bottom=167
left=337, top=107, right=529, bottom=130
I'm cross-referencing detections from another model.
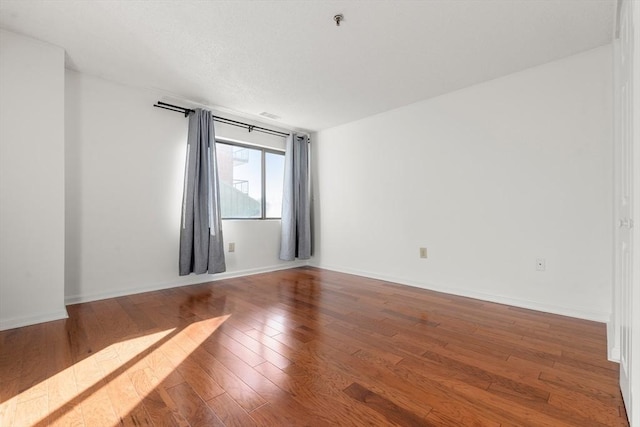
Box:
left=0, top=267, right=629, bottom=426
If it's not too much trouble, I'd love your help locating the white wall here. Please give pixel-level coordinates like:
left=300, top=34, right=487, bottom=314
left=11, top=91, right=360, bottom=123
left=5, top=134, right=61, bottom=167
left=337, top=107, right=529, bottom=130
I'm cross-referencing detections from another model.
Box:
left=65, top=71, right=304, bottom=304
left=0, top=30, right=67, bottom=330
left=311, top=45, right=613, bottom=322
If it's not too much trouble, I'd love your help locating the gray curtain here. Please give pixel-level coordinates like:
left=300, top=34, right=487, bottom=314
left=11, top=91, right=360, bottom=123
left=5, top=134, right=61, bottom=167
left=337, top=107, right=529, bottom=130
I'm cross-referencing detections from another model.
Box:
left=280, top=133, right=311, bottom=261
left=179, top=109, right=226, bottom=275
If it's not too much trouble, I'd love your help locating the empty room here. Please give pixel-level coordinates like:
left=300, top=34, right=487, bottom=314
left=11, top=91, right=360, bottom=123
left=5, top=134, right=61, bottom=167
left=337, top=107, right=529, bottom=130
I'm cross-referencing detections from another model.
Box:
left=0, top=0, right=638, bottom=426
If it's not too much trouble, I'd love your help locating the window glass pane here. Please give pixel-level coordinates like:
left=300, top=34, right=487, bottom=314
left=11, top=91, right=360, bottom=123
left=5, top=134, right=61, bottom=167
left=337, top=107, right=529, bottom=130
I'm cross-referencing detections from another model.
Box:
left=265, top=152, right=285, bottom=218
left=216, top=143, right=262, bottom=218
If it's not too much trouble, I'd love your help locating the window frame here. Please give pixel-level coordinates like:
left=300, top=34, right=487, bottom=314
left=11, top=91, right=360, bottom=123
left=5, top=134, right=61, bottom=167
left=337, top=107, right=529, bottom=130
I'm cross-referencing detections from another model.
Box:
left=215, top=139, right=285, bottom=220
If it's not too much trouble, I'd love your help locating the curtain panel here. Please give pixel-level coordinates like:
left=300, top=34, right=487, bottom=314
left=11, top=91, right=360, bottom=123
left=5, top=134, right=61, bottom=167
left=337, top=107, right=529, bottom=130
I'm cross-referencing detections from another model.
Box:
left=179, top=109, right=226, bottom=275
left=280, top=133, right=311, bottom=261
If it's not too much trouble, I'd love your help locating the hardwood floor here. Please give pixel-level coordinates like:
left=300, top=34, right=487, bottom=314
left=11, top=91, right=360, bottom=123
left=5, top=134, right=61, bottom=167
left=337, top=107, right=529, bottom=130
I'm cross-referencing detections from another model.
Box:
left=0, top=267, right=629, bottom=426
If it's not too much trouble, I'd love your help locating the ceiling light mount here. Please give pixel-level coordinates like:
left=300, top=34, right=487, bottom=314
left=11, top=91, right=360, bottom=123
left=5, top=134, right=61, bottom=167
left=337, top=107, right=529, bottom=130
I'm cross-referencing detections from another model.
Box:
left=334, top=14, right=344, bottom=27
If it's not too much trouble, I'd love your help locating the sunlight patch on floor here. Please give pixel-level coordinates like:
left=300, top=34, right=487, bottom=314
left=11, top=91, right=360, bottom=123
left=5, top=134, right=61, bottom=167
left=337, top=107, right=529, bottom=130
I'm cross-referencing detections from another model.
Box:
left=1, top=315, right=230, bottom=427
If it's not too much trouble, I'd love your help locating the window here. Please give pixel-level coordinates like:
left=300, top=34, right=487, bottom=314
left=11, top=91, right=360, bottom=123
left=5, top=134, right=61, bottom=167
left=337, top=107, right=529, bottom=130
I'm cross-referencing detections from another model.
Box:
left=216, top=141, right=285, bottom=219
left=265, top=151, right=285, bottom=218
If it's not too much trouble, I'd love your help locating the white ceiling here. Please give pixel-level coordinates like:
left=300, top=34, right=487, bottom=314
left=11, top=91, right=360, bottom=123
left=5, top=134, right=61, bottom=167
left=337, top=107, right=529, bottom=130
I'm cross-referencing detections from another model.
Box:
left=0, top=0, right=615, bottom=131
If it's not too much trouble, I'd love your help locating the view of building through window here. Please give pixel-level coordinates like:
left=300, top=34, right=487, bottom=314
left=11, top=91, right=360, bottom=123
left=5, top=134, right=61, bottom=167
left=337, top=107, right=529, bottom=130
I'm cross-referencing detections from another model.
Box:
left=216, top=142, right=285, bottom=219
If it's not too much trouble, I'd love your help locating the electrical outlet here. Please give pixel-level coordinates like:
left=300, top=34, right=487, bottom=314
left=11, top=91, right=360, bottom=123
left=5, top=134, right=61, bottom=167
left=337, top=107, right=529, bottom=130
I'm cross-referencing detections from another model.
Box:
left=419, top=247, right=428, bottom=259
left=228, top=242, right=235, bottom=253
left=535, top=258, right=545, bottom=271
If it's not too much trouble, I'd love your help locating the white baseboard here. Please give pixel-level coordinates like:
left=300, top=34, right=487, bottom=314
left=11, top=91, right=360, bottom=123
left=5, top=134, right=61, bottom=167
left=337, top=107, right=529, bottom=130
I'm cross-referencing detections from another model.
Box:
left=0, top=308, right=69, bottom=331
left=64, top=261, right=308, bottom=305
left=607, top=317, right=621, bottom=363
left=309, top=262, right=610, bottom=323
left=608, top=346, right=621, bottom=363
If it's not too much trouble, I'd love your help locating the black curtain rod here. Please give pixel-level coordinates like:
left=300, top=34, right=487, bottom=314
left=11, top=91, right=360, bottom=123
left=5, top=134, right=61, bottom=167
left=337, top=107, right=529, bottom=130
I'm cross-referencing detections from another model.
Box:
left=154, top=101, right=290, bottom=138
